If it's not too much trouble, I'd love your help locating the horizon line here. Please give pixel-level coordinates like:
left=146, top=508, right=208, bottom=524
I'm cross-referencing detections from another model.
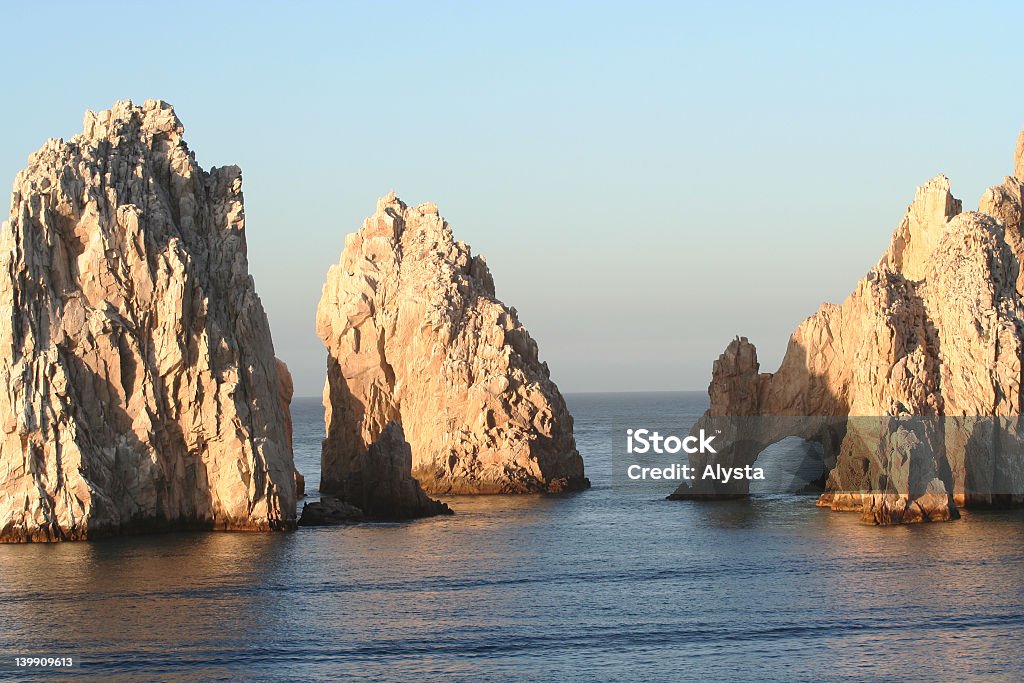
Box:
left=290, top=389, right=710, bottom=401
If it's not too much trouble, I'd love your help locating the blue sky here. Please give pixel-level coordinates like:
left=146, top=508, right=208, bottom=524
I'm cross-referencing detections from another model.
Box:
left=2, top=1, right=1023, bottom=395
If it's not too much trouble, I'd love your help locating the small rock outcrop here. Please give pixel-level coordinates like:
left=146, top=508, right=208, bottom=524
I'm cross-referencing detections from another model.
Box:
left=0, top=100, right=296, bottom=541
left=298, top=497, right=364, bottom=526
left=299, top=422, right=451, bottom=525
left=674, top=131, right=1024, bottom=524
left=317, top=193, right=588, bottom=495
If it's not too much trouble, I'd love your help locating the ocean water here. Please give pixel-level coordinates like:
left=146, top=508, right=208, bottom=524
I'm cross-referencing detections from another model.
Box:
left=1, top=392, right=1022, bottom=681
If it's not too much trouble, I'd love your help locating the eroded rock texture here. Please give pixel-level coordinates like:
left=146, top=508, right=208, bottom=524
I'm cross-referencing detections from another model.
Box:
left=318, top=193, right=587, bottom=495
left=275, top=358, right=305, bottom=499
left=675, top=133, right=1024, bottom=524
left=0, top=100, right=296, bottom=541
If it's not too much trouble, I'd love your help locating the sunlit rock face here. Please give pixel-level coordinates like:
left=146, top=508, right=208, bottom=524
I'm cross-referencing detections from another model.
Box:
left=0, top=100, right=296, bottom=541
left=317, top=193, right=588, bottom=495
left=676, top=131, right=1024, bottom=524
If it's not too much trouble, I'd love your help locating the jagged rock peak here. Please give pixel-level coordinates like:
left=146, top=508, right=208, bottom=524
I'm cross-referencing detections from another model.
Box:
left=317, top=193, right=588, bottom=496
left=0, top=100, right=295, bottom=541
left=880, top=174, right=963, bottom=280
left=81, top=99, right=183, bottom=144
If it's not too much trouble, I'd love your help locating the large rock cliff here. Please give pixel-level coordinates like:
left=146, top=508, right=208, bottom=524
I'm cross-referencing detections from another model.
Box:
left=317, top=193, right=587, bottom=495
left=0, top=100, right=296, bottom=541
left=674, top=132, right=1024, bottom=524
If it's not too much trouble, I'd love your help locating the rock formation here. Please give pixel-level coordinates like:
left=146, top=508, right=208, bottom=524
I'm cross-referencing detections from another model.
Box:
left=275, top=358, right=305, bottom=499
left=297, top=496, right=364, bottom=526
left=0, top=100, right=296, bottom=541
left=351, top=421, right=451, bottom=517
left=317, top=193, right=587, bottom=495
left=673, top=131, right=1024, bottom=524
left=299, top=421, right=451, bottom=525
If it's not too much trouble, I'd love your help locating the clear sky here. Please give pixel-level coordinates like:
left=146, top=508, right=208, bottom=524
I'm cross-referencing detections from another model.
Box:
left=2, top=1, right=1023, bottom=396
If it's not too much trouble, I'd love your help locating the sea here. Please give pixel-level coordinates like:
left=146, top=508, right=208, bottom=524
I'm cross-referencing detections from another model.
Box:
left=1, top=392, right=1022, bottom=681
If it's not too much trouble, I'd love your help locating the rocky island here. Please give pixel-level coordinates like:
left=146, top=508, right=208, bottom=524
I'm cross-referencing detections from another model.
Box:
left=316, top=193, right=588, bottom=500
left=672, top=131, right=1024, bottom=524
left=0, top=100, right=297, bottom=541
left=0, top=103, right=589, bottom=540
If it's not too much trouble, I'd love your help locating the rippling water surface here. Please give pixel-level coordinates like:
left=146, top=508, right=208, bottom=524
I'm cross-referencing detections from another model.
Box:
left=1, top=393, right=1022, bottom=681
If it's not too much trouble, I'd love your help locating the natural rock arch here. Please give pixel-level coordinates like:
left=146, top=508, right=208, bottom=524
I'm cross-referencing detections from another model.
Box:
left=672, top=134, right=1024, bottom=523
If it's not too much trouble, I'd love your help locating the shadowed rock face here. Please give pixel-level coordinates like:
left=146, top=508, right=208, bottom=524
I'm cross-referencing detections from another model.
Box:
left=675, top=133, right=1024, bottom=524
left=317, top=193, right=588, bottom=495
left=355, top=422, right=452, bottom=517
left=300, top=421, right=451, bottom=524
left=0, top=100, right=296, bottom=541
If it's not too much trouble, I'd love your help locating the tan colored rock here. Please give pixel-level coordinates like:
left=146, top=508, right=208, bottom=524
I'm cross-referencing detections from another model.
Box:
left=676, top=130, right=1024, bottom=523
left=979, top=143, right=1024, bottom=297
left=275, top=358, right=305, bottom=499
left=0, top=100, right=296, bottom=541
left=1016, top=129, right=1024, bottom=181
left=317, top=193, right=588, bottom=495
left=883, top=175, right=962, bottom=281
left=276, top=359, right=295, bottom=449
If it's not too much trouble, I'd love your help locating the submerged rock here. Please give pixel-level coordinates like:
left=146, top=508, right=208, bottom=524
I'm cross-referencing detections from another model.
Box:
left=317, top=193, right=588, bottom=495
left=675, top=131, right=1024, bottom=524
left=298, top=497, right=364, bottom=526
left=0, top=100, right=296, bottom=541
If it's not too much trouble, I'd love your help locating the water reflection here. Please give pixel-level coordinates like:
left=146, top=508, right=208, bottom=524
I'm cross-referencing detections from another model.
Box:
left=0, top=532, right=297, bottom=680
left=0, top=394, right=1019, bottom=680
